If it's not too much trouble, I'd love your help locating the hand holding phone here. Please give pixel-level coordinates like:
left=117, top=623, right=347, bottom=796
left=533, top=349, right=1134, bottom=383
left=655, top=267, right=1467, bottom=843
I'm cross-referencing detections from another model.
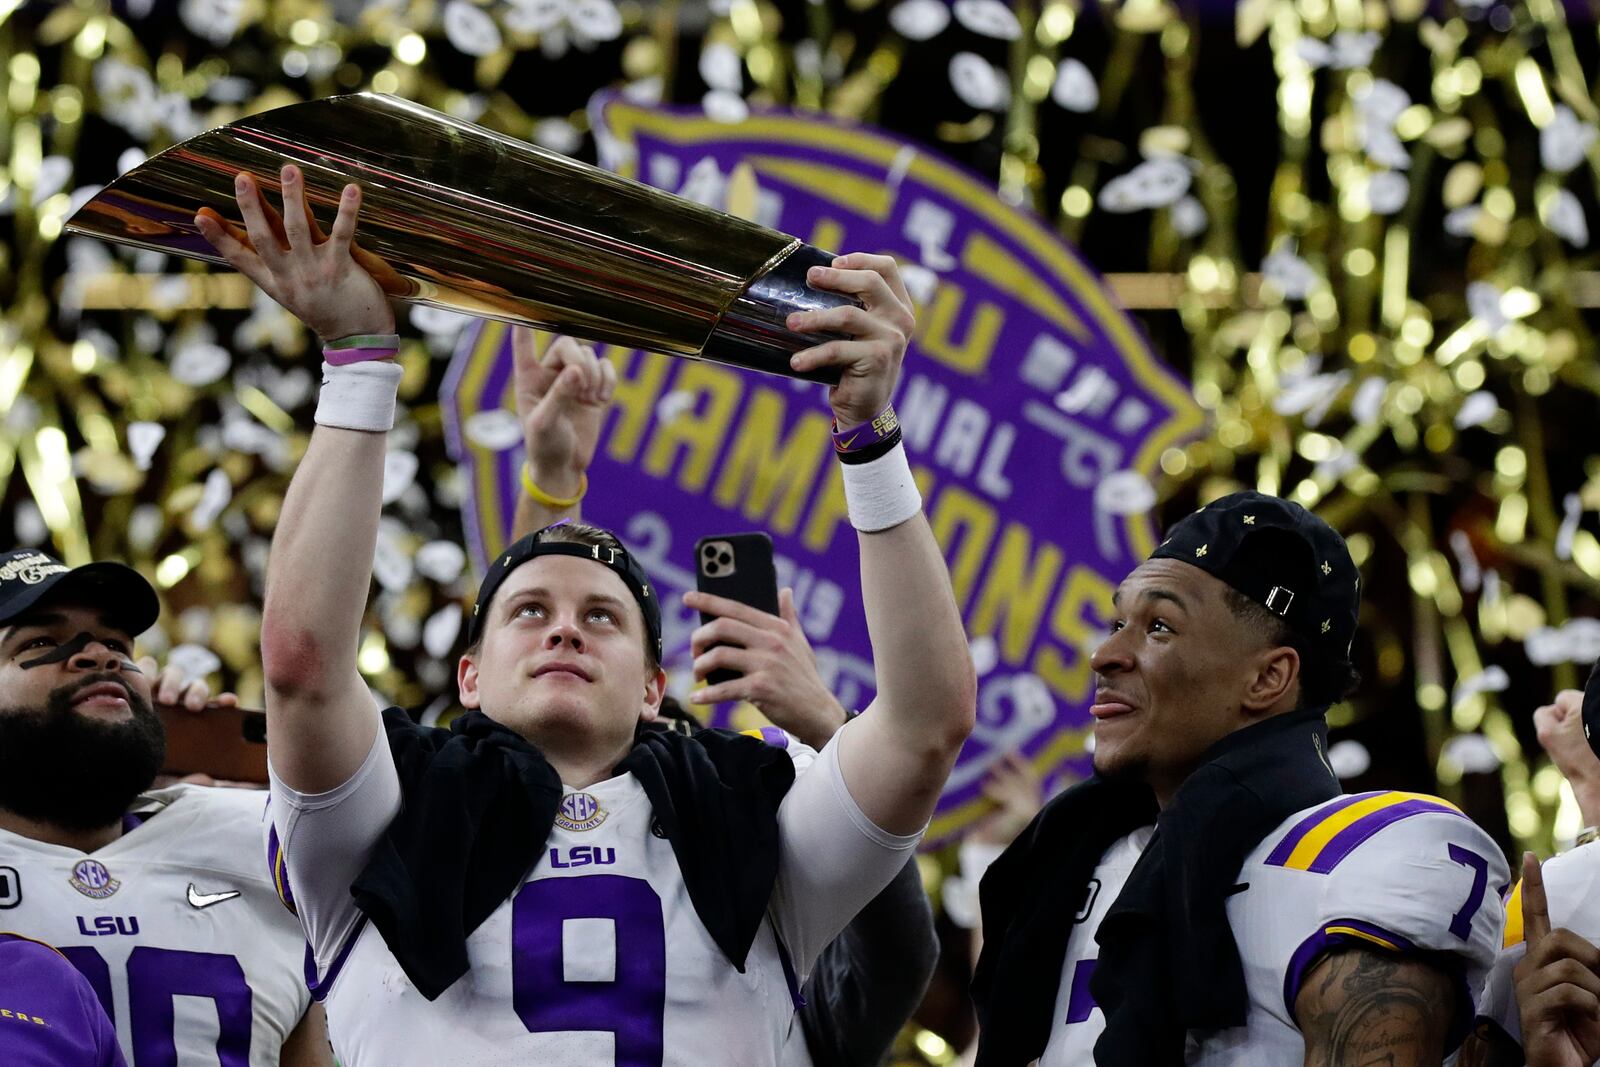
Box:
left=157, top=703, right=269, bottom=785
left=693, top=533, right=780, bottom=686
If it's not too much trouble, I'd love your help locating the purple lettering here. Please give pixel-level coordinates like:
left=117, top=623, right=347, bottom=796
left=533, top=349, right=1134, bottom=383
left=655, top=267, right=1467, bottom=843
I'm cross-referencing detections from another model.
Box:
left=1064, top=958, right=1097, bottom=1024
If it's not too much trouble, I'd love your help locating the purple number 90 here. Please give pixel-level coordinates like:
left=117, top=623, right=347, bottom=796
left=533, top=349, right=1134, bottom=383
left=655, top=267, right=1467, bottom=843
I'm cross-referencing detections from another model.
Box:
left=61, top=945, right=252, bottom=1067
left=512, top=875, right=667, bottom=1067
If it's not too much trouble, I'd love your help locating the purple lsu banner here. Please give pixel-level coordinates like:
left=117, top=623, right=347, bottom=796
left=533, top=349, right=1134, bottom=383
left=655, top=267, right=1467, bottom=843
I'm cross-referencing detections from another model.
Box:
left=443, top=95, right=1201, bottom=846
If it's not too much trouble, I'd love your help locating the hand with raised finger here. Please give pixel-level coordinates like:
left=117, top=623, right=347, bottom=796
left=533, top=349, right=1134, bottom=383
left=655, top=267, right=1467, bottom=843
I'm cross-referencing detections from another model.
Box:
left=194, top=164, right=395, bottom=343
left=786, top=252, right=917, bottom=429
left=1515, top=852, right=1600, bottom=1067
left=136, top=655, right=241, bottom=714
left=683, top=587, right=848, bottom=750
left=512, top=329, right=616, bottom=500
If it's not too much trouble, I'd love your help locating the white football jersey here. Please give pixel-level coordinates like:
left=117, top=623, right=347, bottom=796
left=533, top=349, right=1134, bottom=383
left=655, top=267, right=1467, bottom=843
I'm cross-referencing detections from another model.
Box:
left=1476, top=838, right=1600, bottom=1045
left=269, top=722, right=918, bottom=1067
left=1040, top=790, right=1508, bottom=1065
left=0, top=785, right=313, bottom=1067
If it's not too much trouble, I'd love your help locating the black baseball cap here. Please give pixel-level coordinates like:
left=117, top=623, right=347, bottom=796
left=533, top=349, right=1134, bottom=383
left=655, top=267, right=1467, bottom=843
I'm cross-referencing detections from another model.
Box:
left=0, top=549, right=160, bottom=637
left=466, top=526, right=662, bottom=659
left=1149, top=491, right=1360, bottom=659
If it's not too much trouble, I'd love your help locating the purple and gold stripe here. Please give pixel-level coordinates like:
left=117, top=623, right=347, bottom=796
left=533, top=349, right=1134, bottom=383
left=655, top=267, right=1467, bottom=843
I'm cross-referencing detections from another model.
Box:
left=1283, top=917, right=1416, bottom=1015
left=1265, top=791, right=1465, bottom=875
left=741, top=726, right=792, bottom=750
left=266, top=824, right=298, bottom=916
left=1283, top=918, right=1475, bottom=1053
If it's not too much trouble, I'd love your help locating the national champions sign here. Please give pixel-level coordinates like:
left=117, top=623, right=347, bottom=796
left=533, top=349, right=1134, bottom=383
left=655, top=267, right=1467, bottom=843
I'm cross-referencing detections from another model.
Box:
left=443, top=96, right=1201, bottom=846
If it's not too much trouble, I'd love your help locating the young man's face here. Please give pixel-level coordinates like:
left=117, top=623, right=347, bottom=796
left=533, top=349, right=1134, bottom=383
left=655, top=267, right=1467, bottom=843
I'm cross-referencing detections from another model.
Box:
left=458, top=555, right=665, bottom=761
left=1088, top=558, right=1279, bottom=802
left=0, top=601, right=165, bottom=829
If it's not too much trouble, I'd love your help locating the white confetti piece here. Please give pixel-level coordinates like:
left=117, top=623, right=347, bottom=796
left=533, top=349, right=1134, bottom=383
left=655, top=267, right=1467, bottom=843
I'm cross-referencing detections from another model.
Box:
left=169, top=341, right=231, bottom=387
left=14, top=501, right=47, bottom=546
left=165, top=643, right=221, bottom=679
left=702, top=90, right=749, bottom=124
left=128, top=422, right=166, bottom=471
left=1543, top=187, right=1589, bottom=246
left=416, top=540, right=468, bottom=584
left=1051, top=58, right=1098, bottom=113
left=1367, top=170, right=1409, bottom=215
left=699, top=42, right=744, bottom=92
left=1099, top=158, right=1191, bottom=212
left=1541, top=106, right=1596, bottom=175
left=464, top=409, right=524, bottom=451
left=949, top=52, right=1009, bottom=111
left=190, top=468, right=232, bottom=530
left=1351, top=377, right=1387, bottom=426
left=953, top=0, right=1022, bottom=40
left=1262, top=246, right=1318, bottom=299
left=890, top=0, right=950, bottom=40
left=443, top=0, right=503, bottom=56
left=1328, top=739, right=1370, bottom=778
left=382, top=451, right=420, bottom=505
left=1171, top=195, right=1207, bottom=237
left=1454, top=390, right=1498, bottom=430
left=424, top=605, right=464, bottom=658
left=128, top=504, right=164, bottom=553
left=1094, top=470, right=1157, bottom=516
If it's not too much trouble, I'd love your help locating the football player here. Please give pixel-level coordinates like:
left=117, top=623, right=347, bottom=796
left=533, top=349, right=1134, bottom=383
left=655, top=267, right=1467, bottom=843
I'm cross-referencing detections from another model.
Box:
left=0, top=932, right=126, bottom=1066
left=507, top=328, right=940, bottom=1067
left=0, top=549, right=330, bottom=1065
left=973, top=493, right=1507, bottom=1066
left=198, top=164, right=974, bottom=1064
left=1462, top=684, right=1600, bottom=1067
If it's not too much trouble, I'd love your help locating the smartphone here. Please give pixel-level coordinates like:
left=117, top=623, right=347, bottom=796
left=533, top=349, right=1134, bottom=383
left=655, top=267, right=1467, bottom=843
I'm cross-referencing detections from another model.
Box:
left=695, top=532, right=780, bottom=687
left=157, top=703, right=269, bottom=784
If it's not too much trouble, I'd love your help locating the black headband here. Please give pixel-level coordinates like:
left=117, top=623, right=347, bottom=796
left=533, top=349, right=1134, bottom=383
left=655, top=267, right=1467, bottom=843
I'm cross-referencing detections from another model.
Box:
left=467, top=532, right=662, bottom=660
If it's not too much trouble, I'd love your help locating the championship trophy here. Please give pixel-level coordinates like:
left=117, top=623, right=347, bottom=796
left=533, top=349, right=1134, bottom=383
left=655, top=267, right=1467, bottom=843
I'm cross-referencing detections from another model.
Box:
left=65, top=93, right=859, bottom=383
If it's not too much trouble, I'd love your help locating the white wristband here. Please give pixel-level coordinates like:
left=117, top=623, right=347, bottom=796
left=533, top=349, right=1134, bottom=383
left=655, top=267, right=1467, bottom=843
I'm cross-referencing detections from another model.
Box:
left=314, top=360, right=403, bottom=432
left=840, top=442, right=922, bottom=532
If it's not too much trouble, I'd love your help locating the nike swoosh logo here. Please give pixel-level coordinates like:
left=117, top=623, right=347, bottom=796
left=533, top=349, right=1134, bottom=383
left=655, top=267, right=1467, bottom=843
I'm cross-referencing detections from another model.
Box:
left=186, top=883, right=241, bottom=909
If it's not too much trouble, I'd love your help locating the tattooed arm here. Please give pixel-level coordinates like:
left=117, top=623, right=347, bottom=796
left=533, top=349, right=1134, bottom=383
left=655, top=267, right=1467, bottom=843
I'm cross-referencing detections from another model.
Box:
left=1294, top=946, right=1455, bottom=1067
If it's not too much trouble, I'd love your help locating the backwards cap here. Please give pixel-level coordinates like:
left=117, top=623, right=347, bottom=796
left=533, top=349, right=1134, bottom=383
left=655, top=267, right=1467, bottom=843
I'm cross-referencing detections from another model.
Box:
left=466, top=525, right=661, bottom=659
left=1149, top=491, right=1360, bottom=660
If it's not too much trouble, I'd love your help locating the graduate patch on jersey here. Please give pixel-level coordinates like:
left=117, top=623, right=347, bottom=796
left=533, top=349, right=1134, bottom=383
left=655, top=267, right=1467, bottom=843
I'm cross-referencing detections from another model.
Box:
left=554, top=791, right=607, bottom=832
left=68, top=858, right=120, bottom=900
left=1264, top=791, right=1465, bottom=875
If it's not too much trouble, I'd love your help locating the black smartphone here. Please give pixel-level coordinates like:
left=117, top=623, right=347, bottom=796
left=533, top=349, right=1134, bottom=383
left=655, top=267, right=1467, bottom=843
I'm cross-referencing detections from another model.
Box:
left=695, top=532, right=780, bottom=687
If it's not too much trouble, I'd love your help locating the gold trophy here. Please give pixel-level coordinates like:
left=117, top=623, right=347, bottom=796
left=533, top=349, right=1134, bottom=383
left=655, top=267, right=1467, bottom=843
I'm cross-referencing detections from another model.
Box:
left=65, top=93, right=857, bottom=383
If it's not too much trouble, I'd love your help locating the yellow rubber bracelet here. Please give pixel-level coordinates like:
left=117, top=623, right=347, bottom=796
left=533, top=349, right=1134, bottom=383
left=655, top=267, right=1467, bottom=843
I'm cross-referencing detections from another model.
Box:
left=521, top=464, right=587, bottom=508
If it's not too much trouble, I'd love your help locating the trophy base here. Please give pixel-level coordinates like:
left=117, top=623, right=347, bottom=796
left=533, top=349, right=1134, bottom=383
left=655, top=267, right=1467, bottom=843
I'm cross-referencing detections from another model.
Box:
left=703, top=244, right=857, bottom=386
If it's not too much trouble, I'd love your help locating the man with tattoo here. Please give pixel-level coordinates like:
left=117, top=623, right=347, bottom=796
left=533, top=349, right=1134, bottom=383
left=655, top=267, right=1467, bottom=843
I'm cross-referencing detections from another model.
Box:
left=1462, top=679, right=1600, bottom=1067
left=973, top=493, right=1507, bottom=1066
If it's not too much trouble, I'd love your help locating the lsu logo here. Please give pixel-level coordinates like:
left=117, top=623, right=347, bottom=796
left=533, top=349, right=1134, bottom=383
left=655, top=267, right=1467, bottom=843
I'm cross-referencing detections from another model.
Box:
left=549, top=847, right=617, bottom=869
left=555, top=792, right=607, bottom=832
left=76, top=915, right=140, bottom=936
left=69, top=859, right=120, bottom=900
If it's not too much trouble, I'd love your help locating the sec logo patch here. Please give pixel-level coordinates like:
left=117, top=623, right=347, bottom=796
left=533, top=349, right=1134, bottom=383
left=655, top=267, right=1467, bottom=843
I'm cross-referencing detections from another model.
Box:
left=555, top=792, right=607, bottom=832
left=70, top=859, right=120, bottom=900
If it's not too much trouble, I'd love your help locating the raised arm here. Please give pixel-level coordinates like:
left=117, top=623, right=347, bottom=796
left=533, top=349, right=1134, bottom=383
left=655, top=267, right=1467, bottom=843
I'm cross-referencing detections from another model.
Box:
left=508, top=329, right=617, bottom=537
left=196, top=165, right=394, bottom=794
left=757, top=253, right=975, bottom=834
